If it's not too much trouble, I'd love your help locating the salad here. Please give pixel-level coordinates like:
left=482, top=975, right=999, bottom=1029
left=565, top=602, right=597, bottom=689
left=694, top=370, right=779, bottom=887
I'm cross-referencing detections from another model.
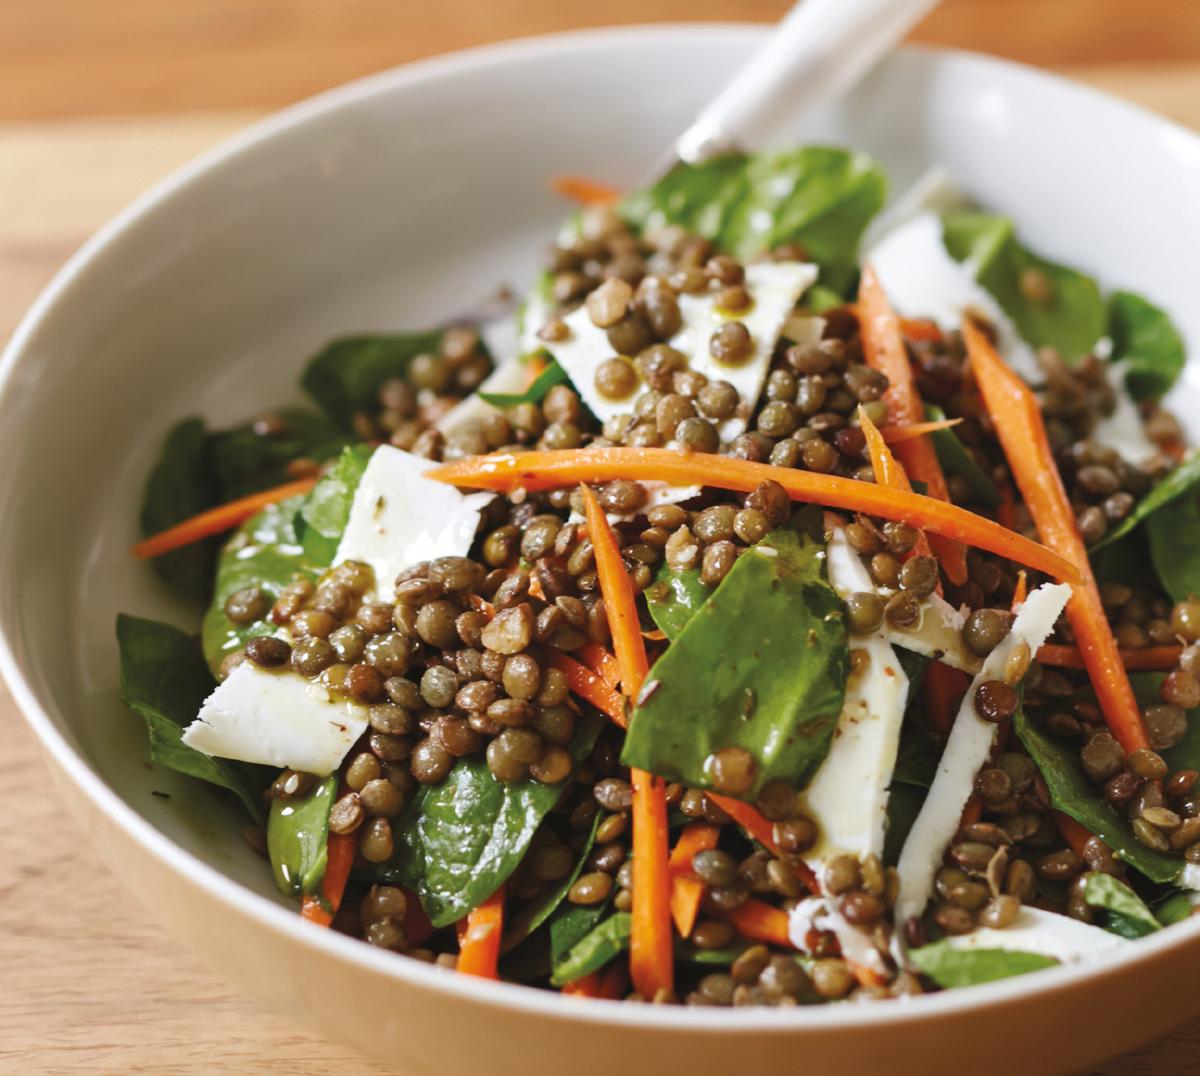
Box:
left=120, top=146, right=1200, bottom=1006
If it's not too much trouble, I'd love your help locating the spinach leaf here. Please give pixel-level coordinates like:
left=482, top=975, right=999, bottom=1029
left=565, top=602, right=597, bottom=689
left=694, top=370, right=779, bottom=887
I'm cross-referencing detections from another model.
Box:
left=1155, top=890, right=1194, bottom=926
left=622, top=147, right=887, bottom=289
left=674, top=942, right=749, bottom=966
left=116, top=613, right=263, bottom=820
left=1108, top=290, right=1186, bottom=402
left=210, top=408, right=351, bottom=499
left=1082, top=873, right=1161, bottom=939
left=200, top=497, right=318, bottom=673
left=268, top=775, right=337, bottom=898
left=301, top=331, right=445, bottom=427
left=1094, top=451, right=1200, bottom=551
left=380, top=711, right=604, bottom=927
left=296, top=444, right=373, bottom=565
left=479, top=361, right=568, bottom=408
left=924, top=405, right=1001, bottom=509
left=622, top=517, right=847, bottom=798
left=1015, top=708, right=1182, bottom=883
left=896, top=648, right=932, bottom=709
left=1130, top=672, right=1200, bottom=778
left=942, top=213, right=1105, bottom=362
left=550, top=902, right=612, bottom=966
left=908, top=940, right=1058, bottom=988
left=644, top=565, right=711, bottom=641
left=550, top=913, right=631, bottom=986
left=883, top=718, right=940, bottom=866
left=1147, top=489, right=1200, bottom=603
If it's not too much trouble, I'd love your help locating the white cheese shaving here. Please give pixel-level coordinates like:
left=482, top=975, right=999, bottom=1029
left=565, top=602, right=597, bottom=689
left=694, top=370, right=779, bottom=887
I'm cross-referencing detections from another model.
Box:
left=567, top=480, right=701, bottom=526
left=435, top=357, right=527, bottom=443
left=1093, top=363, right=1158, bottom=464
left=940, top=905, right=1129, bottom=963
left=893, top=581, right=1072, bottom=939
left=788, top=896, right=889, bottom=975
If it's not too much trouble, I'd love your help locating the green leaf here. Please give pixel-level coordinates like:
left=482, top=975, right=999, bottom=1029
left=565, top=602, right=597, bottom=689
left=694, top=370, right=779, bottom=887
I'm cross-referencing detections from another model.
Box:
left=550, top=913, right=631, bottom=986
left=805, top=284, right=847, bottom=314
left=924, top=405, right=1002, bottom=509
left=268, top=775, right=337, bottom=898
left=1082, top=873, right=1161, bottom=939
left=622, top=147, right=887, bottom=287
left=478, top=361, right=568, bottom=408
left=380, top=712, right=604, bottom=927
left=644, top=565, right=711, bottom=641
left=909, top=940, right=1058, bottom=988
left=1015, top=707, right=1182, bottom=884
left=301, top=331, right=446, bottom=427
left=1147, top=489, right=1200, bottom=604
left=1130, top=672, right=1200, bottom=778
left=1154, top=890, right=1194, bottom=926
left=116, top=614, right=264, bottom=820
left=883, top=718, right=940, bottom=866
left=549, top=902, right=612, bottom=965
left=200, top=497, right=318, bottom=674
left=942, top=212, right=1105, bottom=361
left=296, top=444, right=374, bottom=565
left=210, top=408, right=351, bottom=499
left=1094, top=451, right=1200, bottom=551
left=896, top=649, right=932, bottom=709
left=1108, top=290, right=1186, bottom=401
left=622, top=515, right=847, bottom=798
left=674, top=941, right=749, bottom=966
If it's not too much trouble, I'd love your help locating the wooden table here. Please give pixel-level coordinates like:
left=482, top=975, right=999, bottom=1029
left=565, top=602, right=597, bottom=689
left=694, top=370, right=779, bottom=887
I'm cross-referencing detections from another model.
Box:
left=1, top=53, right=1199, bottom=1076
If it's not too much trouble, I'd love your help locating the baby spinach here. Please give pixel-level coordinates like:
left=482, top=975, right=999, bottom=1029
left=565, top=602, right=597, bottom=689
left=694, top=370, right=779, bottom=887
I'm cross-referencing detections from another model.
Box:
left=380, top=711, right=604, bottom=927
left=644, top=565, right=711, bottom=641
left=1146, top=490, right=1200, bottom=603
left=1154, top=890, right=1194, bottom=926
left=550, top=912, right=631, bottom=986
left=550, top=901, right=612, bottom=966
left=622, top=516, right=848, bottom=799
left=210, top=408, right=351, bottom=500
left=622, top=147, right=887, bottom=290
left=296, top=444, right=373, bottom=565
left=909, top=940, right=1058, bottom=988
left=924, top=405, right=1001, bottom=509
left=478, top=361, right=568, bottom=408
left=941, top=212, right=1105, bottom=362
left=1108, top=290, right=1186, bottom=402
left=1082, top=873, right=1161, bottom=939
left=1094, top=451, right=1200, bottom=551
left=268, top=775, right=337, bottom=898
left=116, top=613, right=264, bottom=820
left=1015, top=708, right=1182, bottom=884
left=883, top=718, right=940, bottom=866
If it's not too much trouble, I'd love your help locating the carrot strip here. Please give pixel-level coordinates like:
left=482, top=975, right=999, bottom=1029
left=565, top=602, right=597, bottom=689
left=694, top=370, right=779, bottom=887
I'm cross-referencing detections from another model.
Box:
left=706, top=794, right=820, bottom=895
left=523, top=353, right=549, bottom=390
left=300, top=831, right=356, bottom=927
left=923, top=661, right=971, bottom=738
left=547, top=652, right=626, bottom=727
left=597, top=963, right=628, bottom=999
left=1036, top=643, right=1182, bottom=672
left=579, top=484, right=672, bottom=999
left=959, top=796, right=983, bottom=829
left=900, top=317, right=945, bottom=343
left=403, top=888, right=435, bottom=947
left=457, top=887, right=504, bottom=979
left=1054, top=812, right=1093, bottom=859
left=965, top=321, right=1150, bottom=754
left=550, top=174, right=621, bottom=205
left=131, top=477, right=318, bottom=559
left=724, top=898, right=793, bottom=947
left=428, top=448, right=1080, bottom=584
left=668, top=822, right=720, bottom=938
left=996, top=486, right=1018, bottom=531
left=880, top=417, right=963, bottom=444
left=859, top=265, right=968, bottom=585
left=859, top=407, right=937, bottom=566
left=561, top=971, right=604, bottom=997
left=1013, top=569, right=1028, bottom=608
left=577, top=641, right=622, bottom=690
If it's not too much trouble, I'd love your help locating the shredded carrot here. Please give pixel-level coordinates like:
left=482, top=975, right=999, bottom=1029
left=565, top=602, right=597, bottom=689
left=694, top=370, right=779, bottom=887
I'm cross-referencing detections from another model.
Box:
left=965, top=321, right=1150, bottom=754
left=642, top=628, right=668, bottom=642
left=923, top=661, right=971, bottom=738
left=996, top=486, right=1018, bottom=531
left=880, top=417, right=963, bottom=444
left=900, top=317, right=945, bottom=344
left=579, top=484, right=672, bottom=999
left=706, top=794, right=819, bottom=894
left=428, top=448, right=1081, bottom=584
left=1012, top=569, right=1028, bottom=608
left=598, top=963, right=628, bottom=999
left=859, top=407, right=938, bottom=566
left=958, top=796, right=983, bottom=829
left=577, top=641, right=622, bottom=690
left=1036, top=643, right=1182, bottom=672
left=523, top=353, right=549, bottom=390
left=300, top=831, right=356, bottom=927
left=528, top=572, right=546, bottom=601
left=1054, top=812, right=1093, bottom=859
left=668, top=822, right=720, bottom=938
left=724, top=898, right=793, bottom=947
left=131, top=477, right=318, bottom=560
left=561, top=971, right=604, bottom=997
left=550, top=174, right=621, bottom=205
left=858, top=266, right=968, bottom=585
left=456, top=887, right=505, bottom=979
left=403, top=888, right=435, bottom=947
left=547, top=652, right=626, bottom=728
left=562, top=963, right=627, bottom=999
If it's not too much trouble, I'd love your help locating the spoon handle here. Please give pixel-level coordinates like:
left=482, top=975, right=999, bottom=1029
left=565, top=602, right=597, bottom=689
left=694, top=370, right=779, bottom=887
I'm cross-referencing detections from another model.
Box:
left=672, top=0, right=942, bottom=165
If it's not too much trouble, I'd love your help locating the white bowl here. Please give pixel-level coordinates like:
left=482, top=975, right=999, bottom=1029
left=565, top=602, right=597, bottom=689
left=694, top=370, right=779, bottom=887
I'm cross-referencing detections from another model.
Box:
left=3, top=25, right=1200, bottom=1075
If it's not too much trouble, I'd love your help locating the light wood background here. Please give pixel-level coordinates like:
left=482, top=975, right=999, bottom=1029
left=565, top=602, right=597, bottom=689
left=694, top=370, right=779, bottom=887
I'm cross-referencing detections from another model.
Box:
left=2, top=2, right=1199, bottom=1071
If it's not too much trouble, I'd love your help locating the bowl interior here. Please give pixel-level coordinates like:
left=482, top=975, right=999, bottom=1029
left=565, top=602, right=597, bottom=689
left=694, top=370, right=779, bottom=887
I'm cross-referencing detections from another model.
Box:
left=3, top=23, right=1200, bottom=956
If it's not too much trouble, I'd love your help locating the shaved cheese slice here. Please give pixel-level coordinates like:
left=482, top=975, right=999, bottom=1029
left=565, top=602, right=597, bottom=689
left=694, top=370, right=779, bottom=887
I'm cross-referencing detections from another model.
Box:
left=940, top=905, right=1129, bottom=963
left=893, top=582, right=1071, bottom=938
left=546, top=261, right=817, bottom=436
left=862, top=166, right=968, bottom=250
left=1177, top=863, right=1200, bottom=893
left=183, top=664, right=368, bottom=776
left=436, top=357, right=528, bottom=445
left=884, top=591, right=981, bottom=675
left=789, top=896, right=889, bottom=976
left=1093, top=364, right=1158, bottom=464
left=801, top=526, right=909, bottom=864
left=334, top=445, right=492, bottom=599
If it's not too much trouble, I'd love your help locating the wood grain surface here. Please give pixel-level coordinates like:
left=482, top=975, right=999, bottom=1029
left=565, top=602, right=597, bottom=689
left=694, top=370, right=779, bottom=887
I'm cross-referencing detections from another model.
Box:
left=2, top=48, right=1199, bottom=1076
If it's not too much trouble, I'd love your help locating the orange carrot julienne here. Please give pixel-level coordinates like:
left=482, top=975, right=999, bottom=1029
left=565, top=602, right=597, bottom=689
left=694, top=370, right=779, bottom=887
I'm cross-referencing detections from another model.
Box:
left=923, top=661, right=970, bottom=738
left=859, top=407, right=938, bottom=568
left=1013, top=570, right=1028, bottom=608
left=403, top=888, right=435, bottom=947
left=131, top=476, right=318, bottom=560
left=300, top=831, right=356, bottom=927
left=996, top=486, right=1018, bottom=531
left=706, top=794, right=819, bottom=895
left=1054, top=812, right=1093, bottom=859
left=900, top=317, right=945, bottom=343
left=428, top=448, right=1080, bottom=584
left=880, top=417, right=963, bottom=444
left=457, top=887, right=504, bottom=979
left=523, top=353, right=549, bottom=390
left=724, top=898, right=793, bottom=947
left=579, top=483, right=671, bottom=999
left=958, top=796, right=983, bottom=829
left=965, top=320, right=1150, bottom=754
left=561, top=971, right=604, bottom=997
left=550, top=174, right=621, bottom=205
left=1036, top=643, right=1182, bottom=672
left=858, top=265, right=968, bottom=585
left=668, top=822, right=720, bottom=938
left=547, top=652, right=626, bottom=728
left=577, top=641, right=622, bottom=690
